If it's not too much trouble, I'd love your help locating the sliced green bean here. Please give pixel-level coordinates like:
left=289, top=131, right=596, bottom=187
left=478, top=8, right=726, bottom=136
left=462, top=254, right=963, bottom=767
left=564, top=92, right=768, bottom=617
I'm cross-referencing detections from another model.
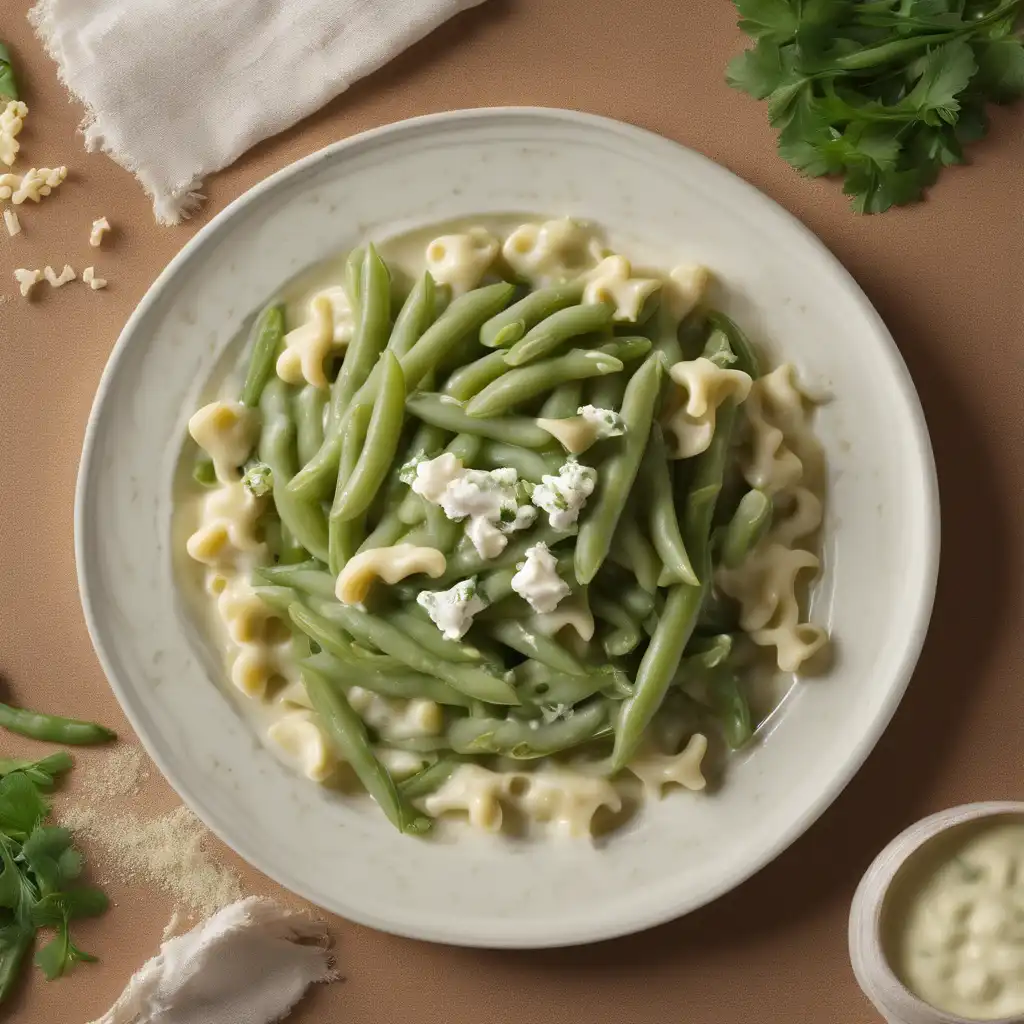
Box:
left=259, top=377, right=330, bottom=562
left=480, top=282, right=584, bottom=348
left=441, top=350, right=510, bottom=401
left=466, top=348, right=624, bottom=418
left=331, top=352, right=406, bottom=523
left=503, top=302, right=614, bottom=366
left=480, top=441, right=556, bottom=483
left=539, top=380, right=584, bottom=419
left=308, top=598, right=518, bottom=705
left=441, top=522, right=575, bottom=583
left=398, top=758, right=465, bottom=798
left=328, top=401, right=371, bottom=574
left=610, top=515, right=661, bottom=594
left=254, top=561, right=336, bottom=599
left=720, top=489, right=772, bottom=569
left=575, top=354, right=662, bottom=584
left=406, top=393, right=552, bottom=448
left=514, top=661, right=632, bottom=704
left=485, top=619, right=588, bottom=676
left=448, top=701, right=609, bottom=758
left=294, top=384, right=328, bottom=465
left=385, top=608, right=486, bottom=665
left=591, top=595, right=642, bottom=657
left=303, top=665, right=431, bottom=834
left=241, top=303, right=285, bottom=408
left=643, top=424, right=699, bottom=586
left=0, top=703, right=116, bottom=746
left=304, top=650, right=474, bottom=707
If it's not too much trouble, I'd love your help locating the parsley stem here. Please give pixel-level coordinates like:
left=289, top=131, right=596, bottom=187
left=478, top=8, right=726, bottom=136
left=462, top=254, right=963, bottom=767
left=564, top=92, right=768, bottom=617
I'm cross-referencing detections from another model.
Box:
left=833, top=32, right=954, bottom=70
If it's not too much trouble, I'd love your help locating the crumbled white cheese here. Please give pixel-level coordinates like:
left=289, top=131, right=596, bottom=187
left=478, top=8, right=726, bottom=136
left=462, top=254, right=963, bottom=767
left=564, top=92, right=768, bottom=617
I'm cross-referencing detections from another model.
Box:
left=0, top=100, right=28, bottom=168
left=3, top=209, right=20, bottom=236
left=577, top=405, right=625, bottom=439
left=13, top=267, right=42, bottom=297
left=43, top=264, right=76, bottom=288
left=89, top=216, right=111, bottom=247
left=10, top=167, right=68, bottom=205
left=417, top=578, right=488, bottom=640
left=531, top=460, right=597, bottom=531
left=82, top=266, right=107, bottom=291
left=511, top=542, right=570, bottom=613
left=407, top=456, right=536, bottom=559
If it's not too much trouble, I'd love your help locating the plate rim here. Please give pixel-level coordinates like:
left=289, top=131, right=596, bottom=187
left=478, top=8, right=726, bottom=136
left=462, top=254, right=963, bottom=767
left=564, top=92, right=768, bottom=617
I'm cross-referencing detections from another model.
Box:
left=75, top=106, right=940, bottom=948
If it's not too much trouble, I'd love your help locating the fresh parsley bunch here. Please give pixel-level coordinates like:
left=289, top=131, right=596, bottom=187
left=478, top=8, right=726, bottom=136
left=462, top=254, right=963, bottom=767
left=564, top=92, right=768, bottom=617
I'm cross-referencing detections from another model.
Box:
left=726, top=0, right=1024, bottom=212
left=0, top=753, right=108, bottom=1006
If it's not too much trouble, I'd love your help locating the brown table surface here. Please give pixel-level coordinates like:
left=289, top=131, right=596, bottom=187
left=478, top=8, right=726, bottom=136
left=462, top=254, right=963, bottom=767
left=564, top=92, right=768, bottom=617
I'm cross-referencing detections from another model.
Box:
left=2, top=1, right=1022, bottom=1021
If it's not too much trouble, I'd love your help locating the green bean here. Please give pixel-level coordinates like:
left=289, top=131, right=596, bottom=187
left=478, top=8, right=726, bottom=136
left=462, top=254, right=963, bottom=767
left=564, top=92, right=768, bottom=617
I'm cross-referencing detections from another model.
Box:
left=706, top=311, right=762, bottom=379
left=709, top=671, right=753, bottom=749
left=595, top=567, right=658, bottom=619
left=610, top=515, right=661, bottom=593
left=406, top=393, right=552, bottom=448
left=441, top=522, right=575, bottom=583
left=539, top=380, right=584, bottom=419
left=192, top=455, right=217, bottom=488
left=294, top=385, right=327, bottom=465
left=401, top=282, right=515, bottom=389
left=0, top=702, right=116, bottom=745
left=421, top=499, right=462, bottom=552
left=386, top=608, right=486, bottom=664
left=289, top=602, right=381, bottom=663
left=441, top=350, right=510, bottom=401
left=480, top=282, right=584, bottom=348
left=485, top=620, right=588, bottom=676
left=676, top=634, right=736, bottom=680
left=503, top=302, right=614, bottom=366
left=587, top=371, right=627, bottom=410
left=304, top=650, right=474, bottom=707
left=358, top=512, right=408, bottom=552
left=677, top=310, right=710, bottom=361
left=331, top=352, right=406, bottom=523
left=241, top=303, right=285, bottom=407
left=303, top=665, right=431, bottom=834
left=575, top=354, right=661, bottom=584
left=514, top=660, right=632, bottom=704
left=466, top=348, right=625, bottom=418
left=610, top=391, right=740, bottom=769
left=398, top=758, right=465, bottom=798
left=327, top=244, right=392, bottom=428
left=251, top=584, right=299, bottom=616
left=254, top=561, right=335, bottom=599
left=480, top=441, right=557, bottom=483
left=720, top=489, right=772, bottom=569
left=308, top=598, right=518, bottom=705
left=591, top=595, right=642, bottom=657
left=643, top=424, right=699, bottom=586
left=258, top=378, right=330, bottom=563
left=0, top=928, right=32, bottom=1006
left=327, top=402, right=371, bottom=574
left=344, top=247, right=365, bottom=318
left=448, top=701, right=609, bottom=758
left=652, top=309, right=683, bottom=367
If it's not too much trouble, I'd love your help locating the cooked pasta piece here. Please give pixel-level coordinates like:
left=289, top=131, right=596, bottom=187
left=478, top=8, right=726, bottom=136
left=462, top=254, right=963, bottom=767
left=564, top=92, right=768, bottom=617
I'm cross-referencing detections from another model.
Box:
left=186, top=481, right=266, bottom=570
left=663, top=263, right=711, bottom=321
left=501, top=217, right=601, bottom=283
left=276, top=288, right=354, bottom=388
left=334, top=544, right=446, bottom=605
left=664, top=357, right=752, bottom=458
left=188, top=400, right=259, bottom=483
left=627, top=733, right=708, bottom=796
left=583, top=255, right=661, bottom=322
left=267, top=709, right=339, bottom=782
left=424, top=227, right=498, bottom=294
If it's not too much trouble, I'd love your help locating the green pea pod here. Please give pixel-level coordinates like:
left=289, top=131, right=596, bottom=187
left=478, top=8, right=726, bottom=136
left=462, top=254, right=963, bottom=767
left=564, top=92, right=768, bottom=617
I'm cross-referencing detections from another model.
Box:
left=0, top=703, right=116, bottom=746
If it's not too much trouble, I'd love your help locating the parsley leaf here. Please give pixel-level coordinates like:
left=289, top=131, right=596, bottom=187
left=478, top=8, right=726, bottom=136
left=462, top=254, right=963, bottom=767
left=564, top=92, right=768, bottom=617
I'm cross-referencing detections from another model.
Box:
left=20, top=828, right=83, bottom=897
left=726, top=0, right=1024, bottom=212
left=0, top=43, right=17, bottom=102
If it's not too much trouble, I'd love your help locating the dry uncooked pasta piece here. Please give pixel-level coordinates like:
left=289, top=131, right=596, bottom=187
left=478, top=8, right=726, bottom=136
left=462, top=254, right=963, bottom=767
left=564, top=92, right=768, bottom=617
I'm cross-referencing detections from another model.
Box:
left=13, top=267, right=42, bottom=297
left=44, top=264, right=76, bottom=288
left=12, top=166, right=68, bottom=204
left=89, top=216, right=111, bottom=247
left=83, top=266, right=107, bottom=290
left=0, top=100, right=28, bottom=167
left=3, top=209, right=20, bottom=236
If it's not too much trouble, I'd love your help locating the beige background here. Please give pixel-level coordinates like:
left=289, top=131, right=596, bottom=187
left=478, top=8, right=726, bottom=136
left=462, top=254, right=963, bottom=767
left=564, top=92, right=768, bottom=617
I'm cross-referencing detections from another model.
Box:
left=1, top=1, right=1022, bottom=1021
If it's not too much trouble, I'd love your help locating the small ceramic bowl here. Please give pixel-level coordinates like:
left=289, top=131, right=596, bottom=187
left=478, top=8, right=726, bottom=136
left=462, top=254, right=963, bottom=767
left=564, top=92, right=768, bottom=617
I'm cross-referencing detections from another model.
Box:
left=849, top=802, right=1024, bottom=1024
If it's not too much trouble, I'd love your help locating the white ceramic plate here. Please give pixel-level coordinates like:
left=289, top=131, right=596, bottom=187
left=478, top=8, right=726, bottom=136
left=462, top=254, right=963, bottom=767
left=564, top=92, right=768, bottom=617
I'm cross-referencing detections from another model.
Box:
left=76, top=108, right=939, bottom=948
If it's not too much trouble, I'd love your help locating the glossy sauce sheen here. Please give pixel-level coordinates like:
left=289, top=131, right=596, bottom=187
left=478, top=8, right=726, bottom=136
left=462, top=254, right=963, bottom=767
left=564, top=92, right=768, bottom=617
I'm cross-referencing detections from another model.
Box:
left=884, top=819, right=1024, bottom=1020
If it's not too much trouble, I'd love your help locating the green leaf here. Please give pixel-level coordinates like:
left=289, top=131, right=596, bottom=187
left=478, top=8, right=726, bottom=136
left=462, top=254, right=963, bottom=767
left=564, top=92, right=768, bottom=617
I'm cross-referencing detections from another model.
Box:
left=0, top=923, right=33, bottom=1005
left=0, top=774, right=48, bottom=841
left=901, top=39, right=978, bottom=124
left=20, top=828, right=83, bottom=896
left=726, top=41, right=786, bottom=98
left=733, top=0, right=799, bottom=42
left=0, top=753, right=74, bottom=791
left=973, top=39, right=1024, bottom=102
left=0, top=43, right=18, bottom=102
left=0, top=837, right=38, bottom=924
left=31, top=889, right=108, bottom=928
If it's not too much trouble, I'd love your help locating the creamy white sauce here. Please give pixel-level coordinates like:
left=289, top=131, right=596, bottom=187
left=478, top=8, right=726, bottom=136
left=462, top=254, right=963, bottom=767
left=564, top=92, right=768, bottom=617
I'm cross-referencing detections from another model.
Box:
left=884, top=818, right=1024, bottom=1020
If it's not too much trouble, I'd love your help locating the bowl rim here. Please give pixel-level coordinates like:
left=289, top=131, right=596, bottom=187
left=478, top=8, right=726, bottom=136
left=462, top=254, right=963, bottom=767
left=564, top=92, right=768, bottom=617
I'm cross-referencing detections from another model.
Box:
left=75, top=106, right=941, bottom=947
left=849, top=802, right=1024, bottom=1024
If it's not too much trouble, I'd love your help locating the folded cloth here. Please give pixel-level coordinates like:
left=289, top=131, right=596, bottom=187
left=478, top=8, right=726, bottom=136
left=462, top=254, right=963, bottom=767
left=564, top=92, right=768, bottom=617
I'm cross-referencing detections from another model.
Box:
left=89, top=897, right=337, bottom=1024
left=29, top=0, right=485, bottom=224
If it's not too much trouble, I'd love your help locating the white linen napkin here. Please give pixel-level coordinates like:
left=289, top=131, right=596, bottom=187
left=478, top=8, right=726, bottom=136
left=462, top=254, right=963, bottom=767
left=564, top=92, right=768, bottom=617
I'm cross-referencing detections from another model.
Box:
left=89, top=898, right=337, bottom=1024
left=29, top=0, right=485, bottom=224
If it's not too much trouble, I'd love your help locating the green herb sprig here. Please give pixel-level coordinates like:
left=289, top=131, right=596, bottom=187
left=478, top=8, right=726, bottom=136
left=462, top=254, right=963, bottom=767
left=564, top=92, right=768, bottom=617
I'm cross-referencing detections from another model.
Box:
left=726, top=0, right=1024, bottom=212
left=0, top=755, right=107, bottom=1006
left=0, top=43, right=18, bottom=101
